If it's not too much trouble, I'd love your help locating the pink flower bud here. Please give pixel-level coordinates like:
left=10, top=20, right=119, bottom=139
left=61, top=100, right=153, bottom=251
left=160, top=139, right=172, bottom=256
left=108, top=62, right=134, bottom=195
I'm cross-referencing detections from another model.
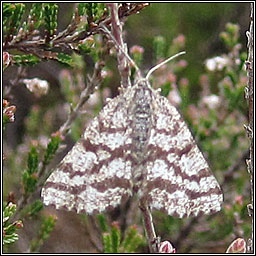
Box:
left=224, top=204, right=232, bottom=211
left=59, top=69, right=72, bottom=81
left=51, top=130, right=65, bottom=141
left=167, top=73, right=176, bottom=83
left=130, top=45, right=144, bottom=55
left=159, top=241, right=176, bottom=253
left=234, top=195, right=243, bottom=206
left=226, top=238, right=246, bottom=253
left=3, top=105, right=16, bottom=122
left=3, top=99, right=9, bottom=108
left=177, top=60, right=187, bottom=68
left=111, top=221, right=120, bottom=229
left=180, top=78, right=189, bottom=87
left=3, top=52, right=11, bottom=67
left=14, top=220, right=23, bottom=229
left=173, top=34, right=186, bottom=47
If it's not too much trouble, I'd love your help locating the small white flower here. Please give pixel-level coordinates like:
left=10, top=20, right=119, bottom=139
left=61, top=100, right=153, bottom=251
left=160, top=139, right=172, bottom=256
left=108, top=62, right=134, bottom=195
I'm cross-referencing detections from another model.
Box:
left=168, top=88, right=181, bottom=106
left=205, top=59, right=216, bottom=71
left=202, top=94, right=220, bottom=109
left=87, top=91, right=100, bottom=106
left=101, top=69, right=112, bottom=79
left=23, top=78, right=49, bottom=97
left=235, top=58, right=241, bottom=65
left=205, top=56, right=229, bottom=71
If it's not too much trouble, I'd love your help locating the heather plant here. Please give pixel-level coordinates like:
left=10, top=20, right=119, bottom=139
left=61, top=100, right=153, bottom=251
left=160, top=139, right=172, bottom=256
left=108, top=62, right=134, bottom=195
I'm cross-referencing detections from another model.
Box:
left=3, top=3, right=252, bottom=253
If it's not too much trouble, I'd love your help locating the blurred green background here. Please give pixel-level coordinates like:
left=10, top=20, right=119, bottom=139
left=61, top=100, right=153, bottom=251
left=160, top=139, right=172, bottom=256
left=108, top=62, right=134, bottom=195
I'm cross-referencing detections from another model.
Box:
left=125, top=3, right=249, bottom=96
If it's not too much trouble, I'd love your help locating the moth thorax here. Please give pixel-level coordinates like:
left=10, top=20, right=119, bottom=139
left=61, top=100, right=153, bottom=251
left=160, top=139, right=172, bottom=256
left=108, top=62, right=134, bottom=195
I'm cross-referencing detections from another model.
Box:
left=131, top=86, right=152, bottom=162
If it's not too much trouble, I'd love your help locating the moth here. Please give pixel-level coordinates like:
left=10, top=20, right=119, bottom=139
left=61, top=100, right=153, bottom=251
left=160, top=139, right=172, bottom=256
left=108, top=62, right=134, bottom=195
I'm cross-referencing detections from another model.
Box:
left=41, top=52, right=223, bottom=218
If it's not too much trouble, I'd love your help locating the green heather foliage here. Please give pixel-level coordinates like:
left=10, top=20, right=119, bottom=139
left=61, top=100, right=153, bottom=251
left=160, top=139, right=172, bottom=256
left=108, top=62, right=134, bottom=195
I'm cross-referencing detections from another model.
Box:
left=3, top=203, right=23, bottom=246
left=43, top=133, right=62, bottom=165
left=101, top=220, right=145, bottom=253
left=30, top=215, right=57, bottom=252
left=44, top=3, right=58, bottom=37
left=22, top=200, right=44, bottom=218
left=22, top=146, right=39, bottom=194
left=12, top=54, right=40, bottom=66
left=3, top=3, right=251, bottom=253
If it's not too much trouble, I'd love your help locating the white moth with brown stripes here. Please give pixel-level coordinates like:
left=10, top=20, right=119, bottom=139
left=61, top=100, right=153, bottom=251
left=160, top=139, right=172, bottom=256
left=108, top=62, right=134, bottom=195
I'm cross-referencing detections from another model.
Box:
left=41, top=52, right=223, bottom=218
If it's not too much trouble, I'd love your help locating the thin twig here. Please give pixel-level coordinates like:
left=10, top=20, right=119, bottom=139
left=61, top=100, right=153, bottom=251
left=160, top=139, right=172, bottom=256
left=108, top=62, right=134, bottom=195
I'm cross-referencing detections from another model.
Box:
left=107, top=3, right=131, bottom=89
left=59, top=60, right=105, bottom=136
left=245, top=3, right=254, bottom=253
left=100, top=24, right=140, bottom=76
left=84, top=215, right=104, bottom=253
left=3, top=4, right=148, bottom=57
left=174, top=217, right=199, bottom=250
left=4, top=66, right=27, bottom=98
left=222, top=149, right=249, bottom=184
left=139, top=199, right=159, bottom=253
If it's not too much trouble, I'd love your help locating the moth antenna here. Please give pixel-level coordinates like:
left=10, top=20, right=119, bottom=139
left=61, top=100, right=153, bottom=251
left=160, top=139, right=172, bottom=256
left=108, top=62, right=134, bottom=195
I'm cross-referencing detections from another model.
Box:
left=145, top=51, right=186, bottom=80
left=100, top=25, right=141, bottom=76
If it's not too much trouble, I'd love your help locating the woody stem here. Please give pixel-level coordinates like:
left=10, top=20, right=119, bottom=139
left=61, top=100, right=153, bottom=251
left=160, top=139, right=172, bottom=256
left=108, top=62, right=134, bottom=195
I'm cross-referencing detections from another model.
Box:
left=139, top=199, right=159, bottom=253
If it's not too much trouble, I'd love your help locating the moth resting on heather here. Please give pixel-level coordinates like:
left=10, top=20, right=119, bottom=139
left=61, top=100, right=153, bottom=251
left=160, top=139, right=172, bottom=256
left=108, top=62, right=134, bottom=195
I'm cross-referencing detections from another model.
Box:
left=41, top=53, right=223, bottom=218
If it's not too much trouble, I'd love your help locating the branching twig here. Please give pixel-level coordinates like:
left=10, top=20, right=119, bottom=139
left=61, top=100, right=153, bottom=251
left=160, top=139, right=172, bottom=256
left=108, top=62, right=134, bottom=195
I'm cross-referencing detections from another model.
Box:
left=59, top=61, right=105, bottom=136
left=3, top=4, right=148, bottom=60
left=107, top=3, right=131, bottom=89
left=174, top=217, right=199, bottom=250
left=4, top=66, right=27, bottom=98
left=222, top=149, right=250, bottom=184
left=84, top=215, right=104, bottom=253
left=245, top=3, right=254, bottom=253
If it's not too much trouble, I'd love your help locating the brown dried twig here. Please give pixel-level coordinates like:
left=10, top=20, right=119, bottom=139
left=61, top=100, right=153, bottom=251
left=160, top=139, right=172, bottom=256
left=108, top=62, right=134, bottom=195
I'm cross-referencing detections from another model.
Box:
left=3, top=3, right=149, bottom=58
left=244, top=3, right=254, bottom=253
left=107, top=3, right=131, bottom=89
left=139, top=200, right=160, bottom=253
